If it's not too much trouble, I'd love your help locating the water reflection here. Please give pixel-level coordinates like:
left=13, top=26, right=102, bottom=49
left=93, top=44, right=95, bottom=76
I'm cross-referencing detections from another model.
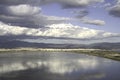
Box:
left=0, top=57, right=99, bottom=74
left=0, top=52, right=120, bottom=80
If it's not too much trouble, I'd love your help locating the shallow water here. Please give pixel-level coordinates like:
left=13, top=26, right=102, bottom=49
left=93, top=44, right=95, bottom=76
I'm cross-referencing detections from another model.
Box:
left=0, top=51, right=120, bottom=80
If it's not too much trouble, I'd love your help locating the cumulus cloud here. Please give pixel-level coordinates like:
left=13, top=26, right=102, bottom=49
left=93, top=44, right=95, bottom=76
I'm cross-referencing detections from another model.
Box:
left=80, top=17, right=105, bottom=26
left=0, top=0, right=119, bottom=45
left=6, top=4, right=41, bottom=16
left=0, top=4, right=41, bottom=17
left=0, top=3, right=70, bottom=28
left=0, top=21, right=40, bottom=36
left=108, top=0, right=120, bottom=17
left=0, top=22, right=118, bottom=40
left=0, top=0, right=105, bottom=28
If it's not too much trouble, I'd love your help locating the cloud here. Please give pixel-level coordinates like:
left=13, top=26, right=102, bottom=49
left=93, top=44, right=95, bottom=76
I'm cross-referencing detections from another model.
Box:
left=0, top=4, right=41, bottom=17
left=0, top=21, right=37, bottom=36
left=56, top=0, right=104, bottom=8
left=32, top=14, right=70, bottom=27
left=73, top=9, right=89, bottom=18
left=0, top=22, right=118, bottom=40
left=103, top=3, right=111, bottom=8
left=72, top=9, right=105, bottom=26
left=0, top=10, right=70, bottom=28
left=108, top=0, right=120, bottom=17
left=0, top=0, right=105, bottom=28
left=0, top=4, right=41, bottom=27
left=0, top=3, right=70, bottom=28
left=6, top=4, right=41, bottom=17
left=0, top=56, right=99, bottom=74
left=109, top=5, right=120, bottom=17
left=80, top=17, right=105, bottom=26
left=0, top=0, right=104, bottom=8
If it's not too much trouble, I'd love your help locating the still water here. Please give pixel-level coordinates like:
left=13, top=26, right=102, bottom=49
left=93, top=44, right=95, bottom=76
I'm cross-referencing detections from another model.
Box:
left=0, top=51, right=120, bottom=80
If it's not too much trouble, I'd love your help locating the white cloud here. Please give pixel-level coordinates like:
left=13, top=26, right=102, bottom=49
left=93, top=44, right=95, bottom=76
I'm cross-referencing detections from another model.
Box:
left=6, top=4, right=41, bottom=16
left=80, top=17, right=105, bottom=26
left=0, top=21, right=42, bottom=36
left=0, top=22, right=118, bottom=40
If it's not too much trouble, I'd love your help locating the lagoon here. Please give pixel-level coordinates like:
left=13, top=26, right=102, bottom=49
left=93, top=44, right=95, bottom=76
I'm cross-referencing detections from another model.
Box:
left=0, top=51, right=120, bottom=80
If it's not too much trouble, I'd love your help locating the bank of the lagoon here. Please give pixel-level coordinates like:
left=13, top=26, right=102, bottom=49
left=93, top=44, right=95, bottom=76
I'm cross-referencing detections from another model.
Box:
left=0, top=48, right=120, bottom=61
left=73, top=50, right=120, bottom=61
left=0, top=48, right=101, bottom=52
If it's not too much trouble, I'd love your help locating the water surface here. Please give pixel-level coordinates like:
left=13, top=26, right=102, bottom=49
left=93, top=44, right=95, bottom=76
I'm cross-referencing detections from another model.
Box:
left=0, top=51, right=120, bottom=80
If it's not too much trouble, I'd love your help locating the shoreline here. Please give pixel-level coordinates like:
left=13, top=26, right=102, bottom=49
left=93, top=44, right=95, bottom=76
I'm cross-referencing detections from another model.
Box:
left=0, top=48, right=120, bottom=61
left=0, top=48, right=101, bottom=52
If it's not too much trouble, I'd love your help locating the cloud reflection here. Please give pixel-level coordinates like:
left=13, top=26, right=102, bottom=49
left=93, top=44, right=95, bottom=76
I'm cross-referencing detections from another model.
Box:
left=0, top=58, right=99, bottom=74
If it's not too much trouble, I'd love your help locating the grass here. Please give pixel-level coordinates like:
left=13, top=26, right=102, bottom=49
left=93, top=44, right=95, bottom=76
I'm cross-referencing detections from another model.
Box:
left=73, top=50, right=120, bottom=61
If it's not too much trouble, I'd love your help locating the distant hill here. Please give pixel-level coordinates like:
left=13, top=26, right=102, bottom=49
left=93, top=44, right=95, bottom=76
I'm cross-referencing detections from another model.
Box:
left=88, top=42, right=120, bottom=49
left=0, top=40, right=86, bottom=49
left=0, top=40, right=120, bottom=49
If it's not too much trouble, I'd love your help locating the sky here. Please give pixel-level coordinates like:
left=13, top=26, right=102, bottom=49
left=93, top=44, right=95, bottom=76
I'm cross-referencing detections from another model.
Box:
left=0, top=0, right=120, bottom=44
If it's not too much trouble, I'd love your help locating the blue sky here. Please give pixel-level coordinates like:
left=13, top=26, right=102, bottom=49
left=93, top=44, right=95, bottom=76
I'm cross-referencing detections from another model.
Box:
left=0, top=0, right=120, bottom=44
left=42, top=1, right=120, bottom=33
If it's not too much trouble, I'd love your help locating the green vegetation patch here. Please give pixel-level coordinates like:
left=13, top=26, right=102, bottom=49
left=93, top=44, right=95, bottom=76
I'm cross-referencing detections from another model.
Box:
left=73, top=50, right=120, bottom=61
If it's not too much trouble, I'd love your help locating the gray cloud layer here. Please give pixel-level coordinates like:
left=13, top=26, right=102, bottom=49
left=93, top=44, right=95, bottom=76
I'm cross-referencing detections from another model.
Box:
left=108, top=0, right=120, bottom=17
left=0, top=0, right=104, bottom=7
left=73, top=9, right=89, bottom=18
left=1, top=0, right=119, bottom=43
left=0, top=0, right=105, bottom=28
